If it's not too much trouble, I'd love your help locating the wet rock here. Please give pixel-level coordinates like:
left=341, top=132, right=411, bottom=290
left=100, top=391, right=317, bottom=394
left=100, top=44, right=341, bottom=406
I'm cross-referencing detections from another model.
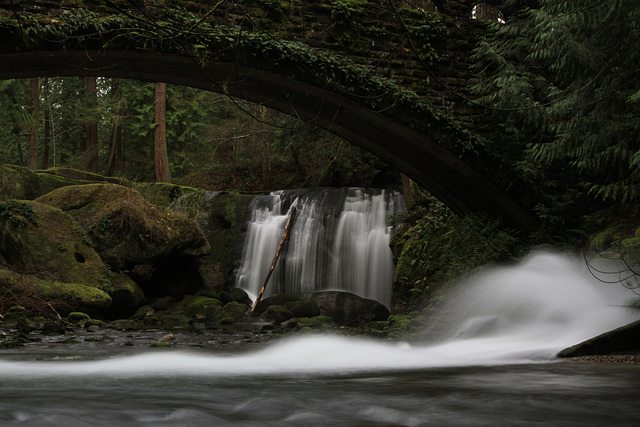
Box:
left=216, top=301, right=249, bottom=325
left=160, top=333, right=175, bottom=341
left=42, top=321, right=65, bottom=335
left=259, top=291, right=389, bottom=326
left=558, top=319, right=640, bottom=357
left=285, top=300, right=321, bottom=318
left=262, top=305, right=295, bottom=325
left=66, top=312, right=91, bottom=324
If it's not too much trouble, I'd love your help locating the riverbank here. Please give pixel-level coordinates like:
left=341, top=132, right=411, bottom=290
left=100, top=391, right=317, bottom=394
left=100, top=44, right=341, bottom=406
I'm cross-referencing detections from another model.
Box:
left=561, top=354, right=640, bottom=365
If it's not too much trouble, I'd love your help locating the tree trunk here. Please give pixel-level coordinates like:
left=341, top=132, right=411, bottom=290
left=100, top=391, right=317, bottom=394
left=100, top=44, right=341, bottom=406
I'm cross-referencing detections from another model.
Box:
left=154, top=82, right=171, bottom=182
left=28, top=77, right=40, bottom=170
left=85, top=77, right=99, bottom=172
left=105, top=79, right=123, bottom=176
left=41, top=78, right=51, bottom=169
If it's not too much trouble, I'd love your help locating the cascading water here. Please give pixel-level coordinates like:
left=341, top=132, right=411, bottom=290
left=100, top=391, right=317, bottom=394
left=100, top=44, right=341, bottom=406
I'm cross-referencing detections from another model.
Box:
left=235, top=188, right=406, bottom=307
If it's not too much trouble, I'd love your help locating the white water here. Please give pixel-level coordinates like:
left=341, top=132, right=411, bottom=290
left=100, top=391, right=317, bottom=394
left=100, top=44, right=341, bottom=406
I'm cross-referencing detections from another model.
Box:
left=235, top=188, right=405, bottom=306
left=1, top=251, right=637, bottom=379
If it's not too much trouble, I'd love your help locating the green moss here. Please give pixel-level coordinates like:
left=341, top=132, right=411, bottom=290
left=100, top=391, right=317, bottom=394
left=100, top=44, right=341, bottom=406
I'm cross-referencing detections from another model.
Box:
left=0, top=200, right=39, bottom=226
left=0, top=164, right=42, bottom=200
left=183, top=295, right=224, bottom=318
left=0, top=269, right=112, bottom=315
left=67, top=312, right=91, bottom=324
left=262, top=305, right=294, bottom=324
left=216, top=301, right=248, bottom=325
left=160, top=314, right=192, bottom=329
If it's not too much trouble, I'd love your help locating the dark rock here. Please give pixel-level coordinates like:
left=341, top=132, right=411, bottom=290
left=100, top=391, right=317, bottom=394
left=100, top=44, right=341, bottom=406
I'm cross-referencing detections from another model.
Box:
left=229, top=287, right=252, bottom=305
left=216, top=301, right=248, bottom=325
left=258, top=291, right=389, bottom=326
left=558, top=319, right=640, bottom=357
left=285, top=300, right=321, bottom=318
left=262, top=305, right=295, bottom=325
left=41, top=321, right=65, bottom=335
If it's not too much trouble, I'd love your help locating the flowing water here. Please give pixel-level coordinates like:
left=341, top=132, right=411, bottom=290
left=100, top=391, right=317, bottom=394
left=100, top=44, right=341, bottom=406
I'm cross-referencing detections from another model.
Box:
left=235, top=188, right=405, bottom=306
left=1, top=252, right=640, bottom=426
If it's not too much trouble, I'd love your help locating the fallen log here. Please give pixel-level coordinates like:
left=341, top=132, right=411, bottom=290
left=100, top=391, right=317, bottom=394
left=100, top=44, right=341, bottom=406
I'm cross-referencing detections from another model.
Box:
left=251, top=206, right=297, bottom=312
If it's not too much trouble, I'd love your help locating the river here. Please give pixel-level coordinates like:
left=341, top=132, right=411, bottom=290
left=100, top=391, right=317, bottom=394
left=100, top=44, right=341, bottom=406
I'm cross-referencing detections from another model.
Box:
left=0, top=340, right=639, bottom=426
left=1, top=251, right=639, bottom=426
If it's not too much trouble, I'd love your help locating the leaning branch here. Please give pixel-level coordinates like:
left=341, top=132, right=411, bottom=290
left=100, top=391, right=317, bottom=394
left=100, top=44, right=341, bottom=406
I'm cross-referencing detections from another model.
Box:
left=251, top=207, right=297, bottom=312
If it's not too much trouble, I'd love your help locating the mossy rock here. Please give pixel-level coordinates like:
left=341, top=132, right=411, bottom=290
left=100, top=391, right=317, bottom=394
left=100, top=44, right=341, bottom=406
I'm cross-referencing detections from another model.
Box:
left=0, top=164, right=42, bottom=200
left=262, top=305, right=295, bottom=324
left=0, top=200, right=111, bottom=287
left=160, top=314, right=192, bottom=329
left=67, top=312, right=91, bottom=324
left=36, top=167, right=128, bottom=196
left=35, top=183, right=210, bottom=272
left=215, top=301, right=248, bottom=325
left=0, top=269, right=112, bottom=315
left=182, top=295, right=224, bottom=319
left=588, top=217, right=640, bottom=252
left=130, top=304, right=155, bottom=320
left=110, top=272, right=146, bottom=312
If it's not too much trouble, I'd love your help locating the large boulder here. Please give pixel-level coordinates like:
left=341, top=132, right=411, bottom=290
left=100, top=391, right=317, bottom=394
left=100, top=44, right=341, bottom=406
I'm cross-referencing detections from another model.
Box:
left=257, top=291, right=390, bottom=326
left=0, top=164, right=42, bottom=200
left=37, top=167, right=128, bottom=196
left=35, top=183, right=210, bottom=276
left=0, top=269, right=112, bottom=316
left=0, top=199, right=110, bottom=286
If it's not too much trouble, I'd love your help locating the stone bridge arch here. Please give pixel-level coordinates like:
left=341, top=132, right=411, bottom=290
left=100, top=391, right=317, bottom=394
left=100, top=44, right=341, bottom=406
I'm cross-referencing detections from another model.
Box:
left=0, top=0, right=537, bottom=231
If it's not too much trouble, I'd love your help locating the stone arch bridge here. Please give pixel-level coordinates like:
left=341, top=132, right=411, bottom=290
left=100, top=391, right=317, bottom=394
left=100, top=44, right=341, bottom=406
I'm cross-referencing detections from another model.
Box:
left=0, top=0, right=536, bottom=231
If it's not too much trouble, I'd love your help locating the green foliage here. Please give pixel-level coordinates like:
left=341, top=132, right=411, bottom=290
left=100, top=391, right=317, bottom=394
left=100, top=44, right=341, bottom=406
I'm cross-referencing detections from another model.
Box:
left=471, top=0, right=640, bottom=229
left=0, top=200, right=39, bottom=226
left=391, top=201, right=521, bottom=312
left=331, top=0, right=360, bottom=28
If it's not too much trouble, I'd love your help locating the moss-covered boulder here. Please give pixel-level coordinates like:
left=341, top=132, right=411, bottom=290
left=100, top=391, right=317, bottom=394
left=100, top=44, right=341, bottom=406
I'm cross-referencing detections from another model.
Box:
left=35, top=183, right=210, bottom=274
left=110, top=272, right=146, bottom=313
left=0, top=269, right=112, bottom=315
left=0, top=164, right=42, bottom=200
left=0, top=200, right=111, bottom=287
left=181, top=295, right=225, bottom=320
left=216, top=301, right=249, bottom=325
left=37, top=167, right=128, bottom=196
left=262, top=305, right=295, bottom=324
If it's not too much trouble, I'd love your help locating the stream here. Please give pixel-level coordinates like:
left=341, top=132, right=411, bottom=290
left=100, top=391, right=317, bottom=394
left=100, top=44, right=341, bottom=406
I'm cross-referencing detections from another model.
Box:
left=1, top=251, right=640, bottom=426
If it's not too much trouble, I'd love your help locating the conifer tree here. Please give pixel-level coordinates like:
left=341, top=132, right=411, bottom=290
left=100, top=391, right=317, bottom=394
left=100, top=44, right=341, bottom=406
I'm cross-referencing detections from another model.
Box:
left=472, top=0, right=640, bottom=224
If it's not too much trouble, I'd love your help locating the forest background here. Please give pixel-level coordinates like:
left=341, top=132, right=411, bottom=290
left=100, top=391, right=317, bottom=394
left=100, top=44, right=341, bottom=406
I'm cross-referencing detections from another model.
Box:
left=0, top=76, right=399, bottom=192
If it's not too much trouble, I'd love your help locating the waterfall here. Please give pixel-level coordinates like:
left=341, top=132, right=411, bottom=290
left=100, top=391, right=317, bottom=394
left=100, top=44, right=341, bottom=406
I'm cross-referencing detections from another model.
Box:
left=235, top=188, right=406, bottom=307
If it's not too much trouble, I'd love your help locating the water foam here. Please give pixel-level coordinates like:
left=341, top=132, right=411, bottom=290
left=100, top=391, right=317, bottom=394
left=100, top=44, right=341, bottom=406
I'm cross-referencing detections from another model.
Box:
left=1, top=251, right=637, bottom=378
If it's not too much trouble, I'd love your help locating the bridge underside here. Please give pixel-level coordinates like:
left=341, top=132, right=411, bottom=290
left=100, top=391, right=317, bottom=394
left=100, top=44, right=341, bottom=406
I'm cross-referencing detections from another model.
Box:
left=0, top=47, right=536, bottom=231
